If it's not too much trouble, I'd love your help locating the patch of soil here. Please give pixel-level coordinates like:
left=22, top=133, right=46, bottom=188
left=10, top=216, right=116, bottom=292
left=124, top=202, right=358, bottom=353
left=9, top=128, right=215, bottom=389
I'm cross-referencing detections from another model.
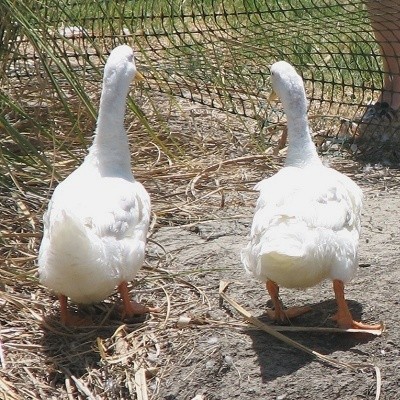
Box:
left=148, top=183, right=400, bottom=400
left=2, top=92, right=399, bottom=399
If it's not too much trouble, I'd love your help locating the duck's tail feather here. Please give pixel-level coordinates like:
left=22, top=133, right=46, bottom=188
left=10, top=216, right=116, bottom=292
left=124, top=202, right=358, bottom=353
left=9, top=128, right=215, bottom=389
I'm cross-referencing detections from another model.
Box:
left=260, top=235, right=305, bottom=265
left=241, top=231, right=304, bottom=278
left=40, top=209, right=101, bottom=270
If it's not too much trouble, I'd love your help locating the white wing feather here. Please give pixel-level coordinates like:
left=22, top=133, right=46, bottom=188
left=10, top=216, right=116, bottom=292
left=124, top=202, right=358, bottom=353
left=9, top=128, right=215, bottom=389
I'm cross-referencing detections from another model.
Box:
left=38, top=164, right=150, bottom=304
left=242, top=165, right=362, bottom=288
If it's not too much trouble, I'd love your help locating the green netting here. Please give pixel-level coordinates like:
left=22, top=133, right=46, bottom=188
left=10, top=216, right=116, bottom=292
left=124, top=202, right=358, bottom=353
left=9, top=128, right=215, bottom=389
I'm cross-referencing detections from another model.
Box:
left=1, top=0, right=397, bottom=161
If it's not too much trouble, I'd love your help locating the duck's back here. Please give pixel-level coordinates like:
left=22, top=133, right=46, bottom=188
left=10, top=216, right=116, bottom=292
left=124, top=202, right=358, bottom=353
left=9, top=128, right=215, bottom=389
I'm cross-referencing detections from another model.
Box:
left=241, top=164, right=362, bottom=289
left=38, top=162, right=151, bottom=303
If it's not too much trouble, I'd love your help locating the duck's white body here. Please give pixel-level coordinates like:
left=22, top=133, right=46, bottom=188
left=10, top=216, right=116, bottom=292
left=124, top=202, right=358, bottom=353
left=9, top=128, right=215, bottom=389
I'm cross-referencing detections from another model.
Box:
left=38, top=45, right=150, bottom=305
left=241, top=61, right=363, bottom=291
left=242, top=164, right=362, bottom=289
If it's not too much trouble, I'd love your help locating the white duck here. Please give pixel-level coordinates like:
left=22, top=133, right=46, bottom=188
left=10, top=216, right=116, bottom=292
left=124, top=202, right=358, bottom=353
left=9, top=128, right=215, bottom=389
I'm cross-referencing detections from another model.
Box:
left=38, top=45, right=158, bottom=325
left=241, top=61, right=380, bottom=330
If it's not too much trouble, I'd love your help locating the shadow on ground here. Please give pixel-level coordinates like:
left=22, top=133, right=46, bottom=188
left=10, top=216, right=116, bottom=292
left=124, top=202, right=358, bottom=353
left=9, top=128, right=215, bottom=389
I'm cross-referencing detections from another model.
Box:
left=246, top=298, right=378, bottom=383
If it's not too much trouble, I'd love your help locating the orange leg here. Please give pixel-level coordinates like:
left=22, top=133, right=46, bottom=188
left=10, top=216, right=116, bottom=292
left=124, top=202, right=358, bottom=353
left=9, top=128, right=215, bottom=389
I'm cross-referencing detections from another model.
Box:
left=118, top=281, right=160, bottom=319
left=58, top=294, right=92, bottom=326
left=59, top=294, right=69, bottom=325
left=332, top=280, right=381, bottom=330
left=265, top=280, right=311, bottom=322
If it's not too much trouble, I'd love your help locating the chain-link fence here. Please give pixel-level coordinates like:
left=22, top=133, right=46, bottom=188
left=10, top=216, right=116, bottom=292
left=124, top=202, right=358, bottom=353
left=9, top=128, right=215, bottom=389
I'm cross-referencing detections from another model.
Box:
left=2, top=0, right=400, bottom=161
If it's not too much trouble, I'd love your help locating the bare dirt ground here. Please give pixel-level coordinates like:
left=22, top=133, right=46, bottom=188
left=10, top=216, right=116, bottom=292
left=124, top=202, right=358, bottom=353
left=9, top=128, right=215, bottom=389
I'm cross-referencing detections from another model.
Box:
left=1, top=91, right=400, bottom=399
left=150, top=181, right=400, bottom=400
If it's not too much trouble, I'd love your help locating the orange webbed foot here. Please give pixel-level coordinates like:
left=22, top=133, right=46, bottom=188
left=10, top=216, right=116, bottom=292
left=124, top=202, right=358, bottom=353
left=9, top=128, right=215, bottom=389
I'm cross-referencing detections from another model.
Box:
left=266, top=305, right=312, bottom=323
left=121, top=300, right=161, bottom=319
left=332, top=279, right=382, bottom=331
left=265, top=280, right=311, bottom=323
left=58, top=294, right=93, bottom=326
left=118, top=281, right=160, bottom=319
left=332, top=312, right=382, bottom=331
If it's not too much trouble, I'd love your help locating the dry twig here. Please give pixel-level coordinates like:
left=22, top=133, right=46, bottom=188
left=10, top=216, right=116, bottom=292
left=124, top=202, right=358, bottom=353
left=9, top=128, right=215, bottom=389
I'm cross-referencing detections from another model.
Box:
left=219, top=280, right=382, bottom=399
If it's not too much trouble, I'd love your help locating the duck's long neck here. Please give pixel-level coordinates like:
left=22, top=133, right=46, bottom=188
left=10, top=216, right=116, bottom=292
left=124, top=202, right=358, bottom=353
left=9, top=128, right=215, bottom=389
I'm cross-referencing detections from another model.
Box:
left=284, top=92, right=321, bottom=168
left=87, top=79, right=132, bottom=176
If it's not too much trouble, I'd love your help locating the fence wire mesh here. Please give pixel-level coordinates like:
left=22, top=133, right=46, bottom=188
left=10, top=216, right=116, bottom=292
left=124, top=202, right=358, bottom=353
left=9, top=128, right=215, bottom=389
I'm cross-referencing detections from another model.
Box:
left=2, top=0, right=400, bottom=161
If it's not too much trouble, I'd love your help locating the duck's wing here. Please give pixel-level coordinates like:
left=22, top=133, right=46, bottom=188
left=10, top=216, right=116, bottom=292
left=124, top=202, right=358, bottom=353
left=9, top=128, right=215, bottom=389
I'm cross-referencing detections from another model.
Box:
left=43, top=174, right=150, bottom=241
left=39, top=175, right=151, bottom=273
left=38, top=176, right=151, bottom=302
left=89, top=179, right=151, bottom=240
left=252, top=165, right=362, bottom=236
left=242, top=166, right=362, bottom=286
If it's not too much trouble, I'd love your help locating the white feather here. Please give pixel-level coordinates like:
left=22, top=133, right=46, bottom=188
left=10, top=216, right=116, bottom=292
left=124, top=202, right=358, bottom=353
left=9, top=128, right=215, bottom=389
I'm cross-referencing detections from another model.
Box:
left=241, top=61, right=363, bottom=290
left=38, top=45, right=150, bottom=304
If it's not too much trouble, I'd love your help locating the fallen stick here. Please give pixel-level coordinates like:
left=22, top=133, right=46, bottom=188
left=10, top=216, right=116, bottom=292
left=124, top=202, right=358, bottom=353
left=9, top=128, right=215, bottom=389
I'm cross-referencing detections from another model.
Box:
left=219, top=281, right=383, bottom=379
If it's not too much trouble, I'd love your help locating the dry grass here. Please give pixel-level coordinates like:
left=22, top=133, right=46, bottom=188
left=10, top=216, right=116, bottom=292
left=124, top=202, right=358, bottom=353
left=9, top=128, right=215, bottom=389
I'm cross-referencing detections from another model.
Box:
left=2, top=59, right=399, bottom=399
left=2, top=2, right=400, bottom=396
left=1, top=74, right=283, bottom=399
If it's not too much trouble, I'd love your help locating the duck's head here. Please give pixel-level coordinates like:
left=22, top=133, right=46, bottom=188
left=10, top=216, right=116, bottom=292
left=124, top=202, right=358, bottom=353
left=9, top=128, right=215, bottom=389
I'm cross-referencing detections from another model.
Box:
left=269, top=61, right=306, bottom=112
left=103, top=45, right=143, bottom=89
